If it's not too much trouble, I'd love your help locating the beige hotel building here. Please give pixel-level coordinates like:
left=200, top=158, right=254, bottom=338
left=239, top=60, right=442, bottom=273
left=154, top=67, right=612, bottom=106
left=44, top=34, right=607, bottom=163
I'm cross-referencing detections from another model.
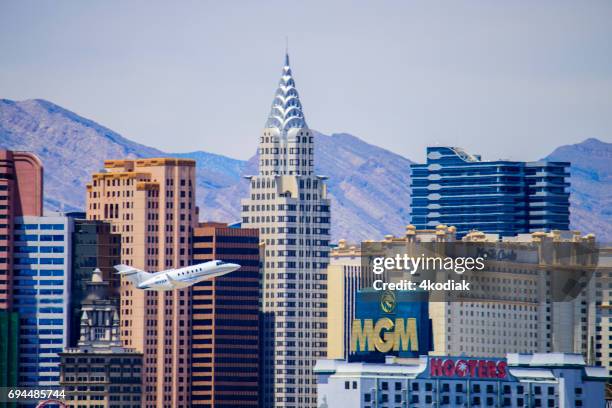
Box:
left=327, top=225, right=611, bottom=376
left=86, top=158, right=197, bottom=408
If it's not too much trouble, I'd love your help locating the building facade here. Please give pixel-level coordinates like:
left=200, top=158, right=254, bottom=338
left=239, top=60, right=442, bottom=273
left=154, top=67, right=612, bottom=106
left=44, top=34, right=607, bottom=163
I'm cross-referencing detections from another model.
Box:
left=191, top=222, right=260, bottom=407
left=86, top=158, right=197, bottom=407
left=326, top=227, right=608, bottom=375
left=0, top=150, right=43, bottom=310
left=70, top=219, right=121, bottom=347
left=0, top=311, right=19, bottom=389
left=315, top=353, right=607, bottom=408
left=326, top=240, right=361, bottom=361
left=240, top=53, right=331, bottom=407
left=410, top=146, right=570, bottom=237
left=327, top=227, right=457, bottom=360
left=12, top=215, right=72, bottom=386
left=595, top=247, right=612, bottom=377
left=60, top=268, right=142, bottom=408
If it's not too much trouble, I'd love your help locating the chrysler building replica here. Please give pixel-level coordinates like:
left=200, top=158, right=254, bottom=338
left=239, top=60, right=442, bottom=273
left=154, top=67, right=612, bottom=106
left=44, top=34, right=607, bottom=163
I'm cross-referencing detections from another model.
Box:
left=241, top=53, right=331, bottom=407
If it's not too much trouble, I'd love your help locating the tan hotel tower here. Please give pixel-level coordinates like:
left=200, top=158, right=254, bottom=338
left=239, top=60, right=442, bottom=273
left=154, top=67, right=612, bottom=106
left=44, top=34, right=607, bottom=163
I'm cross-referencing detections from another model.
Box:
left=86, top=158, right=197, bottom=408
left=240, top=53, right=331, bottom=408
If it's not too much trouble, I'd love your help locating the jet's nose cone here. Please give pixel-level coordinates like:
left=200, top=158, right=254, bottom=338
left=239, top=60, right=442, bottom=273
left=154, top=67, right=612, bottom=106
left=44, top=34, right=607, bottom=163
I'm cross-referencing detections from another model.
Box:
left=226, top=263, right=241, bottom=272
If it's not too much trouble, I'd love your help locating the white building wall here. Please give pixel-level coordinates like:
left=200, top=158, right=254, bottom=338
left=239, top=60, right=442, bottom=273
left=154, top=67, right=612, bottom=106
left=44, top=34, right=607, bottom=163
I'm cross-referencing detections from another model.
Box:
left=315, top=356, right=606, bottom=408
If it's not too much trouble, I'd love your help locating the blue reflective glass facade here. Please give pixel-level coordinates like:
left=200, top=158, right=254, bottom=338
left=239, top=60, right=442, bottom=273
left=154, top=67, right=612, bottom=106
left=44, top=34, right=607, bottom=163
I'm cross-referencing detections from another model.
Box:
left=410, top=147, right=570, bottom=237
left=12, top=215, right=72, bottom=387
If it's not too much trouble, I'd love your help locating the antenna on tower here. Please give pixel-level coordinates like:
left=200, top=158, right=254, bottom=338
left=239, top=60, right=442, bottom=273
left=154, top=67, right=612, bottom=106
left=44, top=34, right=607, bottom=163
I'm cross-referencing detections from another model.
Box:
left=284, top=36, right=290, bottom=66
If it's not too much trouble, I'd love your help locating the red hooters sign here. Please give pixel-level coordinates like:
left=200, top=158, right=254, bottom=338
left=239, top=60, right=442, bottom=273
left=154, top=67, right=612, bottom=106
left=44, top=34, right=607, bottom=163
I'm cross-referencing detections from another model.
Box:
left=429, top=358, right=508, bottom=380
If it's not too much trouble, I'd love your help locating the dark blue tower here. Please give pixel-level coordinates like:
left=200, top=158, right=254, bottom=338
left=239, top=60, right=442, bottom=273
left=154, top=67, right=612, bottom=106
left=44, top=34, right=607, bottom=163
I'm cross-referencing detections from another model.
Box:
left=410, top=146, right=570, bottom=237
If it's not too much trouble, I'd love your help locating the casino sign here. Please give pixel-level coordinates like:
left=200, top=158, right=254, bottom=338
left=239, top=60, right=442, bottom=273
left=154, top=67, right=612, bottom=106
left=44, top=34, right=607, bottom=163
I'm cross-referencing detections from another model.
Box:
left=350, top=289, right=432, bottom=361
left=428, top=357, right=510, bottom=380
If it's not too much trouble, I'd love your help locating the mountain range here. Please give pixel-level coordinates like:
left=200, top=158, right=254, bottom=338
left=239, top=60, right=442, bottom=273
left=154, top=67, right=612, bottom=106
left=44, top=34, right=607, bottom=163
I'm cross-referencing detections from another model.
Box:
left=0, top=98, right=610, bottom=243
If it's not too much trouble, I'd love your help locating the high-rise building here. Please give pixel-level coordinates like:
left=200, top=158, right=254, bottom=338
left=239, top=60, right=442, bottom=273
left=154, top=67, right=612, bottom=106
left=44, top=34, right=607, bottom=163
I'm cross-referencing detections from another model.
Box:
left=60, top=267, right=143, bottom=408
left=191, top=222, right=260, bottom=407
left=0, top=150, right=43, bottom=310
left=86, top=158, right=197, bottom=407
left=70, top=219, right=121, bottom=347
left=595, top=247, right=612, bottom=377
left=410, top=146, right=570, bottom=237
left=326, top=240, right=361, bottom=361
left=12, top=214, right=73, bottom=386
left=0, top=311, right=19, bottom=389
left=240, top=53, right=331, bottom=408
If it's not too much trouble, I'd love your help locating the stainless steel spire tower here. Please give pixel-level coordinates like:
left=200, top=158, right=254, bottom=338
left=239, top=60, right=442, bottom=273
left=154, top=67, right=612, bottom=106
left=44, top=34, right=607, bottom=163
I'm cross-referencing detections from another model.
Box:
left=241, top=52, right=331, bottom=408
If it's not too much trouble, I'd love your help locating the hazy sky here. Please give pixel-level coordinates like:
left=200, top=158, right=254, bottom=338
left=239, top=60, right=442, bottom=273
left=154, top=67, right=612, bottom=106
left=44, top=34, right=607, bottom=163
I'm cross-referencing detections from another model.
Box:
left=1, top=1, right=611, bottom=162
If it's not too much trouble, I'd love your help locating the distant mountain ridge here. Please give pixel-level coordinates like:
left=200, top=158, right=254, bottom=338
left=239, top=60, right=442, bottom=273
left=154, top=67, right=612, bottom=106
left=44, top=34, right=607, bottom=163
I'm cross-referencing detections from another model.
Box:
left=545, top=137, right=612, bottom=242
left=0, top=98, right=610, bottom=242
left=0, top=99, right=414, bottom=241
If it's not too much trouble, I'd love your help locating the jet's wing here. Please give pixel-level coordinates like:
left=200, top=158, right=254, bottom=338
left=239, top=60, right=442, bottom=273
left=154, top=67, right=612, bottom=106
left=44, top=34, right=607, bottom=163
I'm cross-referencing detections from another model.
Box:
left=166, top=273, right=190, bottom=289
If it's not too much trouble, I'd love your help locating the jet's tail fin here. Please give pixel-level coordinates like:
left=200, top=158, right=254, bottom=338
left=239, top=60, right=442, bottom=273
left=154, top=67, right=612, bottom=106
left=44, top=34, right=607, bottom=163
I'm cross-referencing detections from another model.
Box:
left=114, top=264, right=152, bottom=286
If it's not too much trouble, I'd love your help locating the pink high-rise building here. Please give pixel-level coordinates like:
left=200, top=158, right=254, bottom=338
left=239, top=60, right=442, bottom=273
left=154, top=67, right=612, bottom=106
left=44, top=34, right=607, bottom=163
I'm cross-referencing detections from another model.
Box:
left=0, top=150, right=43, bottom=309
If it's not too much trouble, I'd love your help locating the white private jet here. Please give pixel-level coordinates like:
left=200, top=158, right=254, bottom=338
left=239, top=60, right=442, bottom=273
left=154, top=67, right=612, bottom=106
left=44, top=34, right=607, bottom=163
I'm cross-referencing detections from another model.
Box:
left=114, top=260, right=240, bottom=291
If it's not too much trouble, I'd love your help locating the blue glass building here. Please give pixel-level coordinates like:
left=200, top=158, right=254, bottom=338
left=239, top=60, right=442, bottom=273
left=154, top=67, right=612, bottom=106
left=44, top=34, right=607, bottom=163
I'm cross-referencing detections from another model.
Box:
left=12, top=215, right=73, bottom=386
left=410, top=147, right=570, bottom=237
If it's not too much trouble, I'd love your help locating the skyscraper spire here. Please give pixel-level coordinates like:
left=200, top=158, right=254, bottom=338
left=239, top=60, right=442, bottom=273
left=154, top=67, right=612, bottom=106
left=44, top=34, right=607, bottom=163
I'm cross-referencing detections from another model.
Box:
left=285, top=36, right=289, bottom=64
left=265, top=51, right=307, bottom=134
